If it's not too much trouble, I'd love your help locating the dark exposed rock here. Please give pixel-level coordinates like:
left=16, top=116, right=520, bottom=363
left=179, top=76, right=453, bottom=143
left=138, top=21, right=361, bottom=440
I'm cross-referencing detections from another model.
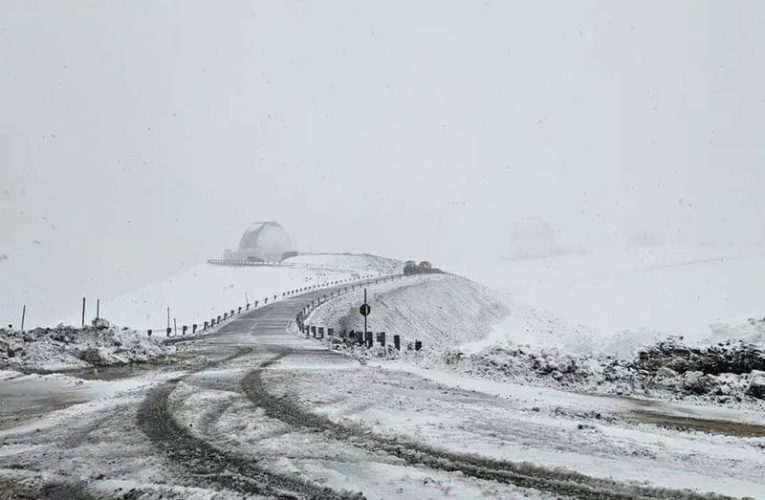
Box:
left=682, top=371, right=713, bottom=394
left=435, top=338, right=765, bottom=402
left=77, top=347, right=110, bottom=366
left=635, top=338, right=765, bottom=375
left=92, top=317, right=111, bottom=330
left=745, top=371, right=765, bottom=399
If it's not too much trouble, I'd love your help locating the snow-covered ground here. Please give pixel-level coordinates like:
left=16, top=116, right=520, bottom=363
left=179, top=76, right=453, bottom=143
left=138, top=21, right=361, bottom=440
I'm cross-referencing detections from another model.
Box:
left=266, top=359, right=765, bottom=498
left=301, top=258, right=765, bottom=406
left=1, top=265, right=764, bottom=499
left=3, top=249, right=765, bottom=498
left=449, top=245, right=765, bottom=357
left=58, top=254, right=400, bottom=331
left=1, top=254, right=401, bottom=374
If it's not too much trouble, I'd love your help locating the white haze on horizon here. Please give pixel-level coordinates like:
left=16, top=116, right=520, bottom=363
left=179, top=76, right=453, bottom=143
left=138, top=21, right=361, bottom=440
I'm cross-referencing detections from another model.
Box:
left=1, top=1, right=764, bottom=326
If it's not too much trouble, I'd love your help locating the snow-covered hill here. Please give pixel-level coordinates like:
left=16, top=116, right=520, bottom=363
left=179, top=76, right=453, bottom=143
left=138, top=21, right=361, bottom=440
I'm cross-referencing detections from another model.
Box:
left=450, top=245, right=765, bottom=357
left=305, top=274, right=510, bottom=348
left=59, top=254, right=398, bottom=330
left=302, top=251, right=765, bottom=405
left=283, top=253, right=402, bottom=275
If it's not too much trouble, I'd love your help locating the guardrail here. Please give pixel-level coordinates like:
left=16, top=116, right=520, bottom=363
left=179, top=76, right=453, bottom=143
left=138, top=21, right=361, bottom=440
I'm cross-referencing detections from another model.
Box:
left=206, top=258, right=284, bottom=267
left=153, top=273, right=383, bottom=341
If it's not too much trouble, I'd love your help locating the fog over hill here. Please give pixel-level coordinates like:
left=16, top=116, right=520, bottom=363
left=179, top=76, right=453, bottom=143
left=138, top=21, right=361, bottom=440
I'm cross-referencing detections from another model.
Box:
left=2, top=1, right=765, bottom=328
left=2, top=3, right=765, bottom=498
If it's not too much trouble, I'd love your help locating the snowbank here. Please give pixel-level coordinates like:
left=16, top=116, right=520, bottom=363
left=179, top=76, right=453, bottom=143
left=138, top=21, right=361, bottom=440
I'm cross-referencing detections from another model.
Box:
left=0, top=323, right=168, bottom=372
left=329, top=337, right=765, bottom=405
left=445, top=338, right=765, bottom=404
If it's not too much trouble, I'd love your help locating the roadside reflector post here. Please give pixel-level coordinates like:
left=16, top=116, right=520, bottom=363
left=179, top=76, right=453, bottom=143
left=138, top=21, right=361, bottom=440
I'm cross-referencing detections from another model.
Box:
left=224, top=312, right=228, bottom=320
left=147, top=329, right=152, bottom=337
left=246, top=303, right=250, bottom=310
left=204, top=321, right=209, bottom=330
left=238, top=306, right=242, bottom=313
left=255, top=300, right=259, bottom=307
left=394, top=335, right=401, bottom=350
left=217, top=315, right=221, bottom=323
left=365, top=331, right=373, bottom=348
left=166, top=327, right=171, bottom=337
left=378, top=332, right=386, bottom=347
left=415, top=340, right=422, bottom=351
left=182, top=325, right=187, bottom=336
left=192, top=324, right=197, bottom=334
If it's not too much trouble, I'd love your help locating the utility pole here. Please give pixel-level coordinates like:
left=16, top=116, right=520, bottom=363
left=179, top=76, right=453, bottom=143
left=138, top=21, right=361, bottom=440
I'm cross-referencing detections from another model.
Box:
left=96, top=299, right=100, bottom=320
left=364, top=288, right=368, bottom=335
left=81, top=297, right=86, bottom=327
left=21, top=305, right=26, bottom=332
left=167, top=307, right=170, bottom=330
left=173, top=317, right=177, bottom=336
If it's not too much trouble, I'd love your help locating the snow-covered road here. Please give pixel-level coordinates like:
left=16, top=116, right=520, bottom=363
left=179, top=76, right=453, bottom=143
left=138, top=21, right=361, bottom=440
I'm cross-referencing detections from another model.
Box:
left=1, top=279, right=763, bottom=499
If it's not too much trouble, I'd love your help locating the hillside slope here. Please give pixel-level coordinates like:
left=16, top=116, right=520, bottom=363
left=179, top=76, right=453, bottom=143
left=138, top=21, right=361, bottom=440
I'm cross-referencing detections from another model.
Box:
left=306, top=274, right=510, bottom=348
left=449, top=245, right=765, bottom=355
left=60, top=254, right=396, bottom=330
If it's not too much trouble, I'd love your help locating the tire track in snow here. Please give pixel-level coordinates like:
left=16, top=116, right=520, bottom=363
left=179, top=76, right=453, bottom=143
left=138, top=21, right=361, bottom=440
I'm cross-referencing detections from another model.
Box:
left=242, top=351, right=735, bottom=500
left=136, top=346, right=362, bottom=500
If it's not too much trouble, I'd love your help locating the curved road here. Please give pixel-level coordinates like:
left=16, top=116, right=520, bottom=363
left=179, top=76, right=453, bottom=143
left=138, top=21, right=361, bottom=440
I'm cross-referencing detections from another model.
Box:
left=134, top=282, right=735, bottom=500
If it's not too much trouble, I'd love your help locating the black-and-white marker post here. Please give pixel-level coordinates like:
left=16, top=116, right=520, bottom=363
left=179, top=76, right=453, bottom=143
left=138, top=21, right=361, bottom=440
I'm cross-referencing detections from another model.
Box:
left=359, top=288, right=371, bottom=341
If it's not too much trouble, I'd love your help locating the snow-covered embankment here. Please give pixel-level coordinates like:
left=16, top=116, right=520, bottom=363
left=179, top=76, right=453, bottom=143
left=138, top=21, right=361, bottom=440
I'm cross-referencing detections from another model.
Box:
left=304, top=273, right=509, bottom=348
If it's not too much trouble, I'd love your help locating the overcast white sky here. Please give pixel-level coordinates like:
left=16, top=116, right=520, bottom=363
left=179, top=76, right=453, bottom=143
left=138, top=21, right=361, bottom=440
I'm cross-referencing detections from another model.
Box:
left=2, top=1, right=764, bottom=324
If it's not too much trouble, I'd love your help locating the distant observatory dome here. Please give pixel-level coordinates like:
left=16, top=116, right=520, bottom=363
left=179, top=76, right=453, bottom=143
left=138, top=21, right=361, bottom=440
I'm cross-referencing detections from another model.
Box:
left=509, top=218, right=556, bottom=259
left=223, top=221, right=293, bottom=261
